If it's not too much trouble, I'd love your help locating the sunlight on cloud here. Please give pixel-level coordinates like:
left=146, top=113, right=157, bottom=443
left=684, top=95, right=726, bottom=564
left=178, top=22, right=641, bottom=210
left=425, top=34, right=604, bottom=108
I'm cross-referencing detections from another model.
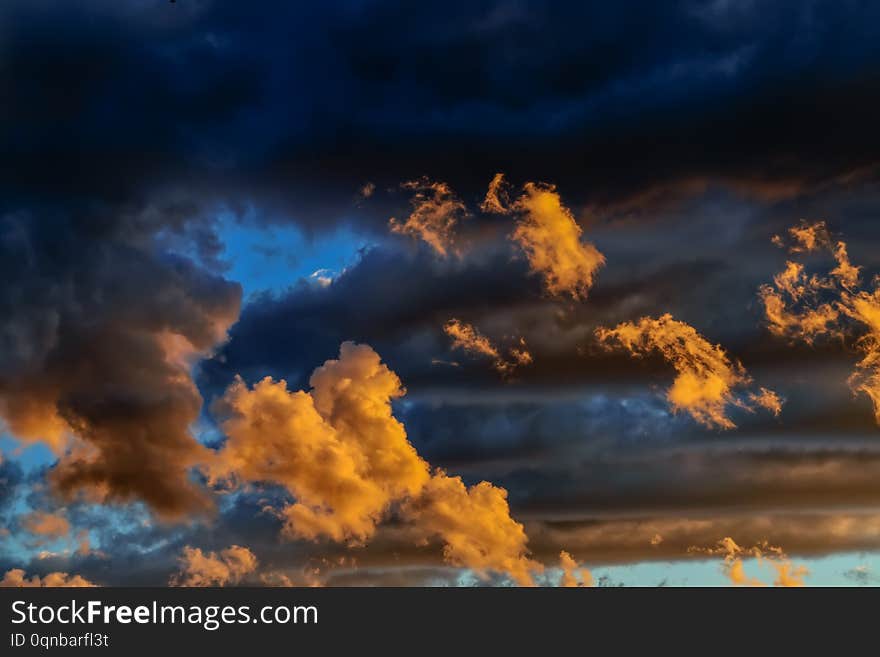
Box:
left=511, top=181, right=605, bottom=300
left=761, top=220, right=880, bottom=424
left=596, top=314, right=781, bottom=429
left=0, top=568, right=96, bottom=587
left=389, top=179, right=468, bottom=257
left=170, top=545, right=258, bottom=587
left=443, top=319, right=532, bottom=378
left=208, top=342, right=541, bottom=585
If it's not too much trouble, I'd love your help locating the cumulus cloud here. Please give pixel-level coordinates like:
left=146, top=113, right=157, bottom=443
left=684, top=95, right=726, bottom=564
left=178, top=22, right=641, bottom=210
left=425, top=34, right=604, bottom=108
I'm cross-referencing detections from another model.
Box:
left=209, top=342, right=540, bottom=584
left=389, top=179, right=468, bottom=256
left=0, top=568, right=95, bottom=587
left=0, top=210, right=242, bottom=518
left=511, top=182, right=605, bottom=299
left=21, top=510, right=70, bottom=539
left=170, top=545, right=258, bottom=587
left=403, top=473, right=540, bottom=586
left=209, top=343, right=430, bottom=543
left=761, top=221, right=880, bottom=424
left=443, top=319, right=532, bottom=377
left=596, top=314, right=781, bottom=429
left=558, top=551, right=593, bottom=587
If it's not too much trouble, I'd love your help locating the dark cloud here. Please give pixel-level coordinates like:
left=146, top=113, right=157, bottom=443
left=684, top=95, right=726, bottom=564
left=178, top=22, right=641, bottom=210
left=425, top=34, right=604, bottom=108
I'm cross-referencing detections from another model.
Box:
left=3, top=0, right=880, bottom=230
left=0, top=205, right=241, bottom=518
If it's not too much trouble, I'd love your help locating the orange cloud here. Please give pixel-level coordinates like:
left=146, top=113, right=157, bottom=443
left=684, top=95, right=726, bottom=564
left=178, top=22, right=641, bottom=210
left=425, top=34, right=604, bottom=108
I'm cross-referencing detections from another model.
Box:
left=596, top=314, right=781, bottom=429
left=443, top=319, right=532, bottom=377
left=444, top=319, right=500, bottom=360
left=21, top=510, right=70, bottom=538
left=761, top=222, right=880, bottom=423
left=170, top=545, right=258, bottom=587
left=787, top=220, right=830, bottom=253
left=831, top=241, right=861, bottom=290
left=404, top=474, right=541, bottom=587
left=748, top=387, right=784, bottom=417
left=771, top=562, right=808, bottom=587
left=389, top=178, right=468, bottom=256
left=209, top=342, right=540, bottom=585
left=690, top=537, right=807, bottom=587
left=511, top=182, right=605, bottom=299
left=0, top=568, right=95, bottom=587
left=0, top=395, right=69, bottom=453
left=481, top=173, right=511, bottom=214
left=558, top=551, right=593, bottom=587
left=210, top=343, right=430, bottom=543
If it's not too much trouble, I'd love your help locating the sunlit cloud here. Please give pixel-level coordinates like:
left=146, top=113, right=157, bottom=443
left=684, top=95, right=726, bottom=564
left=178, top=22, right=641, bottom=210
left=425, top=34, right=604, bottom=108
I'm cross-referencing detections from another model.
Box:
left=0, top=568, right=96, bottom=587
left=480, top=172, right=512, bottom=214
left=761, top=221, right=880, bottom=424
left=170, top=545, right=258, bottom=587
left=596, top=314, right=782, bottom=429
left=511, top=182, right=605, bottom=299
left=443, top=319, right=532, bottom=377
left=208, top=342, right=541, bottom=585
left=558, top=551, right=593, bottom=587
left=689, top=537, right=807, bottom=587
left=389, top=178, right=468, bottom=257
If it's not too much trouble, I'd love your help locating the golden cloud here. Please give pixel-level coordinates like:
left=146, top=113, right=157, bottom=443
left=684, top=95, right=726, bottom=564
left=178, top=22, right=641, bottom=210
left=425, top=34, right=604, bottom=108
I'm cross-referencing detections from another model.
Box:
left=689, top=537, right=807, bottom=587
left=0, top=568, right=95, bottom=587
left=511, top=182, right=605, bottom=299
left=209, top=342, right=540, bottom=585
left=170, top=545, right=258, bottom=587
left=389, top=178, right=468, bottom=257
left=596, top=314, right=781, bottom=429
left=443, top=319, right=532, bottom=377
left=481, top=173, right=512, bottom=214
left=558, top=550, right=593, bottom=587
left=761, top=221, right=880, bottom=424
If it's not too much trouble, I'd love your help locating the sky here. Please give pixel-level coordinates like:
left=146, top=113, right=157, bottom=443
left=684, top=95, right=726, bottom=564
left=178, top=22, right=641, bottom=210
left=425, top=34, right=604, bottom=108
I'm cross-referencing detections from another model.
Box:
left=2, top=0, right=880, bottom=587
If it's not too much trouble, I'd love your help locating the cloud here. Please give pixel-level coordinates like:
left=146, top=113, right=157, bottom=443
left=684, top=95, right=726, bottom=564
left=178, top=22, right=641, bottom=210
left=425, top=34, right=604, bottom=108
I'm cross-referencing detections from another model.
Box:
left=748, top=387, right=783, bottom=416
left=481, top=173, right=512, bottom=214
left=558, top=550, right=592, bottom=587
left=761, top=222, right=880, bottom=424
left=0, top=208, right=242, bottom=519
left=170, top=545, right=258, bottom=587
left=596, top=314, right=781, bottom=429
left=209, top=341, right=540, bottom=584
left=21, top=510, right=70, bottom=539
left=389, top=179, right=468, bottom=257
left=444, top=319, right=500, bottom=361
left=511, top=182, right=605, bottom=299
left=771, top=562, right=808, bottom=587
left=0, top=568, right=95, bottom=587
left=209, top=343, right=431, bottom=543
left=689, top=537, right=807, bottom=586
left=443, top=319, right=532, bottom=377
left=403, top=473, right=540, bottom=586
